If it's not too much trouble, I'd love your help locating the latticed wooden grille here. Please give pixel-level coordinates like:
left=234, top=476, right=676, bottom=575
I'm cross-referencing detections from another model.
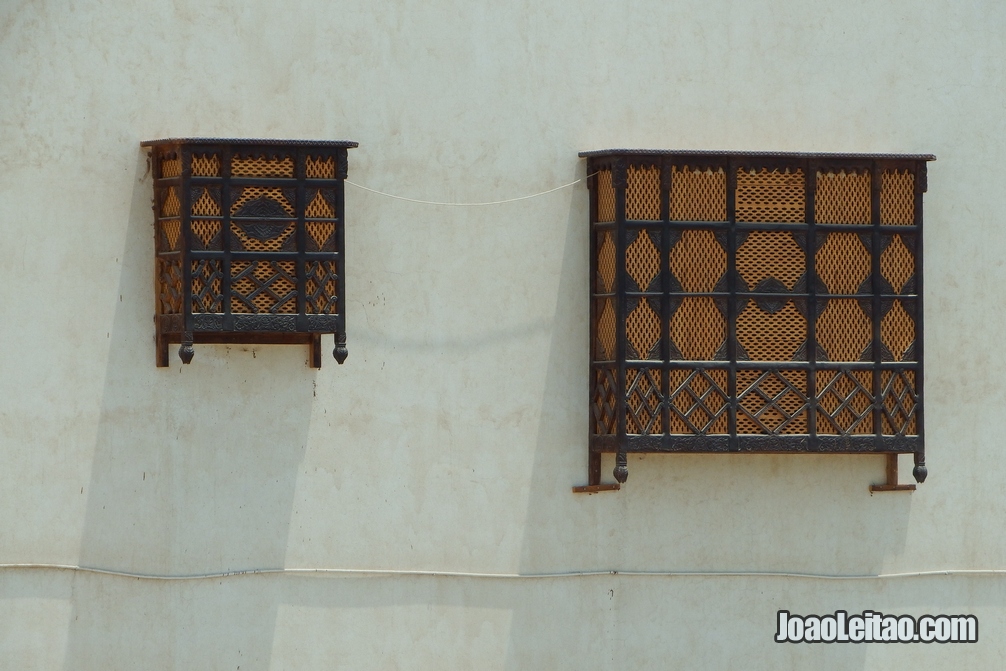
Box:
left=581, top=149, right=933, bottom=487
left=145, top=138, right=357, bottom=367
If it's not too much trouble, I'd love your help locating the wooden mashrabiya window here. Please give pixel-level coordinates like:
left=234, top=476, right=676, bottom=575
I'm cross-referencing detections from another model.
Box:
left=144, top=138, right=358, bottom=368
left=579, top=149, right=933, bottom=491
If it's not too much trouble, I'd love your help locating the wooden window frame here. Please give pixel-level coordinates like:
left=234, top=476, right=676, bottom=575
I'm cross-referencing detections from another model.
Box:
left=579, top=150, right=933, bottom=491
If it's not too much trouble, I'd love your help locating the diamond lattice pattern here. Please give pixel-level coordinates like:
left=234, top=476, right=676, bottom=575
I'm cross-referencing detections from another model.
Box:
left=626, top=229, right=659, bottom=291
left=816, top=370, right=874, bottom=434
left=881, top=235, right=914, bottom=294
left=816, top=233, right=870, bottom=294
left=626, top=368, right=663, bottom=434
left=737, top=370, right=808, bottom=434
left=667, top=369, right=729, bottom=434
left=231, top=261, right=297, bottom=314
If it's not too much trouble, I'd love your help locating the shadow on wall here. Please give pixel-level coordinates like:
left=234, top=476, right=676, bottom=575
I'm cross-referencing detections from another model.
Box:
left=503, top=154, right=917, bottom=664
left=60, top=149, right=317, bottom=670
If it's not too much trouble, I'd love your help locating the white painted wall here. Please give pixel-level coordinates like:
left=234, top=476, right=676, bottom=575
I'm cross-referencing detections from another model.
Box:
left=1, top=0, right=1004, bottom=668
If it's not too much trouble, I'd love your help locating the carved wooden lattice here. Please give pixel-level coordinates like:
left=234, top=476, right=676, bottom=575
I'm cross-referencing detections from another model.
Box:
left=145, top=138, right=357, bottom=368
left=582, top=150, right=932, bottom=486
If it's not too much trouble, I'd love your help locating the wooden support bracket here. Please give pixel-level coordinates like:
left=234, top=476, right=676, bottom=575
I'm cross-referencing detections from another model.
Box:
left=572, top=483, right=621, bottom=494
left=870, top=454, right=916, bottom=493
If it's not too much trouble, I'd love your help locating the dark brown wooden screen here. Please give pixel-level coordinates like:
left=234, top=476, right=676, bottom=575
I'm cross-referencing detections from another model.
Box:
left=144, top=138, right=357, bottom=368
left=580, top=150, right=933, bottom=486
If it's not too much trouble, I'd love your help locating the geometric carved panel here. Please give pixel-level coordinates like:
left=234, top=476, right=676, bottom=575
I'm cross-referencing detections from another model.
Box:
left=815, top=170, right=870, bottom=225
left=190, top=260, right=223, bottom=313
left=597, top=232, right=616, bottom=294
left=736, top=168, right=805, bottom=223
left=596, top=170, right=615, bottom=223
left=816, top=233, right=870, bottom=294
left=817, top=370, right=874, bottom=434
left=669, top=230, right=726, bottom=292
left=881, top=300, right=915, bottom=361
left=669, top=298, right=725, bottom=361
left=596, top=298, right=616, bottom=361
left=880, top=170, right=915, bottom=225
left=581, top=149, right=930, bottom=486
left=881, top=370, right=917, bottom=435
left=736, top=369, right=809, bottom=434
left=626, top=298, right=660, bottom=360
left=146, top=138, right=356, bottom=368
left=736, top=299, right=807, bottom=361
left=626, top=368, right=663, bottom=435
left=230, top=260, right=297, bottom=314
left=817, top=299, right=871, bottom=362
left=667, top=369, right=729, bottom=434
left=626, top=229, right=660, bottom=291
left=626, top=166, right=660, bottom=220
left=592, top=368, right=618, bottom=435
left=670, top=167, right=726, bottom=222
left=736, top=231, right=805, bottom=291
left=880, top=235, right=915, bottom=294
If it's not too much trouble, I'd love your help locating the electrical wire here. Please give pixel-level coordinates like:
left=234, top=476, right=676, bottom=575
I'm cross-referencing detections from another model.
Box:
left=3, top=563, right=1005, bottom=582
left=343, top=173, right=593, bottom=207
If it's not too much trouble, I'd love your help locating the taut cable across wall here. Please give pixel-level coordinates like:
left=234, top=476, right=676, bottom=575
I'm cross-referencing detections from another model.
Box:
left=344, top=174, right=593, bottom=207
left=1, top=563, right=1005, bottom=582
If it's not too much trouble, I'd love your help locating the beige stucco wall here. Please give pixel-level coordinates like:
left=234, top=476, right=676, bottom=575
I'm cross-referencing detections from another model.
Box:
left=1, top=0, right=1005, bottom=668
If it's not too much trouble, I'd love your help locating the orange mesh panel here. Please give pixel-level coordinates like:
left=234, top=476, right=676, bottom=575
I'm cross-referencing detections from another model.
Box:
left=190, top=260, right=223, bottom=313
left=881, top=300, right=914, bottom=361
left=191, top=154, right=220, bottom=177
left=305, top=261, right=338, bottom=314
left=669, top=230, right=726, bottom=292
left=881, top=235, right=914, bottom=294
left=817, top=299, right=871, bottom=362
left=191, top=220, right=221, bottom=250
left=667, top=369, right=729, bottom=434
left=232, top=156, right=295, bottom=178
left=596, top=170, right=615, bottom=222
left=626, top=165, right=660, bottom=220
left=161, top=155, right=181, bottom=178
left=305, top=191, right=335, bottom=218
left=816, top=370, right=873, bottom=434
left=670, top=298, right=725, bottom=360
left=670, top=167, right=726, bottom=221
left=736, top=369, right=808, bottom=434
left=592, top=368, right=618, bottom=435
left=230, top=261, right=297, bottom=314
left=306, top=156, right=336, bottom=179
left=191, top=189, right=221, bottom=216
left=597, top=232, right=615, bottom=293
left=161, top=220, right=181, bottom=250
left=231, top=222, right=296, bottom=252
left=736, top=168, right=805, bottom=223
left=737, top=300, right=806, bottom=361
left=626, top=298, right=660, bottom=359
left=162, top=188, right=181, bottom=217
left=881, top=170, right=915, bottom=225
left=816, top=233, right=870, bottom=294
left=597, top=299, right=616, bottom=360
left=881, top=370, right=917, bottom=435
left=157, top=258, right=183, bottom=314
left=736, top=231, right=805, bottom=290
left=231, top=187, right=295, bottom=216
left=626, top=229, right=659, bottom=291
left=307, top=221, right=336, bottom=250
left=626, top=368, right=663, bottom=434
left=814, top=170, right=870, bottom=224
